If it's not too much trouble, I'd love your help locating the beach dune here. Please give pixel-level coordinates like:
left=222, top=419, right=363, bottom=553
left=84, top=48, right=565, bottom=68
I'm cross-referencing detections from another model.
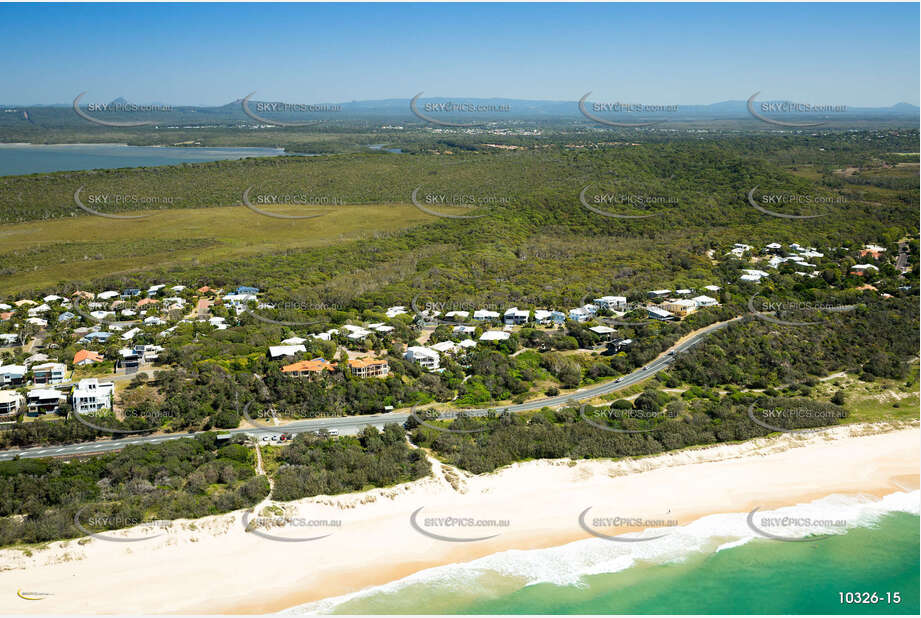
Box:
left=1, top=422, right=917, bottom=615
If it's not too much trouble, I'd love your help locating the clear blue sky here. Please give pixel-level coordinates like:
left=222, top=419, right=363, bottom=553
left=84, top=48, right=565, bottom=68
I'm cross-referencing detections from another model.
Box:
left=1, top=2, right=917, bottom=106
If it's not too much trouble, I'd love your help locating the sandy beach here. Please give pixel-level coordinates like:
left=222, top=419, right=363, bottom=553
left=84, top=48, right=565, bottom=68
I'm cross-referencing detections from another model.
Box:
left=1, top=422, right=918, bottom=615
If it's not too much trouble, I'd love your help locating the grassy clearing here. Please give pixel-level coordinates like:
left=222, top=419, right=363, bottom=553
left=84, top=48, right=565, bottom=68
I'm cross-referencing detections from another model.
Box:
left=0, top=202, right=447, bottom=293
left=812, top=364, right=920, bottom=424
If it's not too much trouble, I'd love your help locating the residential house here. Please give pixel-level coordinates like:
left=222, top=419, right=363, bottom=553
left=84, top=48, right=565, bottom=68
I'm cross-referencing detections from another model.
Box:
left=647, top=306, right=675, bottom=321
left=80, top=331, right=113, bottom=344
left=269, top=344, right=307, bottom=359
left=73, top=350, right=104, bottom=366
left=453, top=325, right=476, bottom=334
left=764, top=242, right=783, bottom=254
left=97, top=290, right=119, bottom=300
left=0, top=365, right=26, bottom=386
left=568, top=307, right=592, bottom=322
left=429, top=340, right=458, bottom=354
left=121, top=288, right=141, bottom=298
left=26, top=317, right=48, bottom=327
left=444, top=310, right=470, bottom=320
left=27, top=388, right=64, bottom=415
left=860, top=244, right=887, bottom=259
left=117, top=348, right=142, bottom=373
left=147, top=284, right=166, bottom=296
left=0, top=333, right=18, bottom=347
left=588, top=325, right=616, bottom=340
left=58, top=311, right=76, bottom=322
left=281, top=336, right=308, bottom=345
left=703, top=285, right=721, bottom=293
left=236, top=286, right=260, bottom=295
left=503, top=307, right=530, bottom=325
left=593, top=296, right=627, bottom=311
left=473, top=309, right=500, bottom=321
left=479, top=330, right=511, bottom=342
left=25, top=353, right=49, bottom=367
left=661, top=299, right=698, bottom=317
left=71, top=378, right=115, bottom=414
left=347, top=358, right=390, bottom=378
left=281, top=358, right=335, bottom=377
left=647, top=289, right=671, bottom=299
left=692, top=295, right=719, bottom=307
left=404, top=346, right=440, bottom=370
left=457, top=339, right=478, bottom=350
left=120, top=327, right=141, bottom=341
left=32, top=362, right=66, bottom=385
left=385, top=306, right=407, bottom=318
left=533, top=309, right=553, bottom=324
left=342, top=325, right=371, bottom=340
left=851, top=264, right=879, bottom=276
left=0, top=390, right=22, bottom=418
left=28, top=303, right=51, bottom=316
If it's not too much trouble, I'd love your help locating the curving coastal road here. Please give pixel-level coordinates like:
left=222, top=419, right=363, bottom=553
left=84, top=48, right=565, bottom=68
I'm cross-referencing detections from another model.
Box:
left=0, top=318, right=739, bottom=461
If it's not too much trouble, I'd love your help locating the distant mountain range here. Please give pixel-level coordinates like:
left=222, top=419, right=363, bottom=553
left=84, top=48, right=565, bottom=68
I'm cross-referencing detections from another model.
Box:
left=10, top=96, right=919, bottom=114
left=2, top=96, right=916, bottom=129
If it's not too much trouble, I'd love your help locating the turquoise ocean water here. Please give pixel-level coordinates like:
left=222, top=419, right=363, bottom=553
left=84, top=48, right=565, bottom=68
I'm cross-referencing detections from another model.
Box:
left=288, top=491, right=919, bottom=615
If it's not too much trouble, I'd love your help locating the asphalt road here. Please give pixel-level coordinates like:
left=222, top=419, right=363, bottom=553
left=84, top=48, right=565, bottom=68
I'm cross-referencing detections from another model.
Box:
left=0, top=318, right=738, bottom=461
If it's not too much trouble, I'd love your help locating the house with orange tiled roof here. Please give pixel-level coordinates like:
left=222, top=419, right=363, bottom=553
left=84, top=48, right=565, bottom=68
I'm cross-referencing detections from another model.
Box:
left=281, top=358, right=335, bottom=377
left=136, top=298, right=159, bottom=308
left=347, top=357, right=390, bottom=378
left=73, top=350, right=104, bottom=366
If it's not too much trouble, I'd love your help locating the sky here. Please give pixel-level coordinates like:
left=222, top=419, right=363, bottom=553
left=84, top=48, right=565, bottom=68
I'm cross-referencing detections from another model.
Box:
left=0, top=2, right=918, bottom=106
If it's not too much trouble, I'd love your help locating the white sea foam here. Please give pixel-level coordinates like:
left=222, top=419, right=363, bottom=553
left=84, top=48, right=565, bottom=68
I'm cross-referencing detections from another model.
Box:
left=284, top=490, right=919, bottom=614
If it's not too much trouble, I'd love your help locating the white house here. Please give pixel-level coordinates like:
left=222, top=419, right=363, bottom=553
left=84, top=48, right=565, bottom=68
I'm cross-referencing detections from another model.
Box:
left=386, top=306, right=407, bottom=318
left=28, top=303, right=51, bottom=315
left=404, top=346, right=440, bottom=370
left=453, top=325, right=476, bottom=334
left=269, top=345, right=307, bottom=359
left=458, top=339, right=477, bottom=349
left=97, top=290, right=120, bottom=300
left=32, top=362, right=66, bottom=385
left=27, top=388, right=64, bottom=415
left=281, top=336, right=308, bottom=345
left=342, top=324, right=371, bottom=340
left=429, top=340, right=458, bottom=354
left=703, top=285, right=721, bottom=292
left=445, top=310, right=470, bottom=320
left=589, top=325, right=616, bottom=337
left=568, top=307, right=592, bottom=322
left=503, top=307, right=530, bottom=325
left=120, top=327, right=141, bottom=341
left=0, top=364, right=27, bottom=385
left=593, top=296, right=627, bottom=310
left=647, top=289, right=671, bottom=298
left=692, top=295, right=719, bottom=307
left=647, top=306, right=675, bottom=321
left=479, top=330, right=511, bottom=342
left=473, top=309, right=500, bottom=321
left=0, top=390, right=22, bottom=417
left=71, top=378, right=115, bottom=415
